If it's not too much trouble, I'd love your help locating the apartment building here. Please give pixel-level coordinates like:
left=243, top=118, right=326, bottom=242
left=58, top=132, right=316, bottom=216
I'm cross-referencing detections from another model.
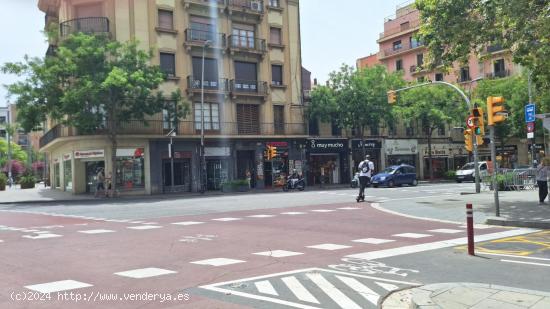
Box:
left=356, top=1, right=526, bottom=178
left=38, top=0, right=306, bottom=194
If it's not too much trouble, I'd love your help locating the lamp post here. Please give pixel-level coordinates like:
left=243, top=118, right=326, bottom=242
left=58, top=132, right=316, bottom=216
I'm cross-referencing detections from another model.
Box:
left=200, top=40, right=212, bottom=194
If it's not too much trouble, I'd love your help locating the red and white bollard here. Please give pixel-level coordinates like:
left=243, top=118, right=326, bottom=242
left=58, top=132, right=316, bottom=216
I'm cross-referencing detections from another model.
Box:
left=466, top=203, right=475, bottom=256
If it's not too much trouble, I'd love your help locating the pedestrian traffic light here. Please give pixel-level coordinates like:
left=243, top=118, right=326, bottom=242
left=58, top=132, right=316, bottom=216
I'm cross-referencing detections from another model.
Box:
left=487, top=96, right=507, bottom=126
left=464, top=129, right=473, bottom=152
left=472, top=107, right=485, bottom=137
left=387, top=90, right=397, bottom=104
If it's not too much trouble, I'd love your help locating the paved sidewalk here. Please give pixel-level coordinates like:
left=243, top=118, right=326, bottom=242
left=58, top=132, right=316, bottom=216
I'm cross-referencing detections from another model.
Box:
left=382, top=282, right=550, bottom=308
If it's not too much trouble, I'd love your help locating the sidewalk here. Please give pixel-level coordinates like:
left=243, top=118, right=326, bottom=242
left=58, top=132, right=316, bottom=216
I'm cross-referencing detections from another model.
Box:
left=382, top=282, right=550, bottom=308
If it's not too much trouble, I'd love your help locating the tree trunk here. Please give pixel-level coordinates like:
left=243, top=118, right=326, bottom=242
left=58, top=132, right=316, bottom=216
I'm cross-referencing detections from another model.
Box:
left=107, top=102, right=118, bottom=196
left=428, top=127, right=434, bottom=181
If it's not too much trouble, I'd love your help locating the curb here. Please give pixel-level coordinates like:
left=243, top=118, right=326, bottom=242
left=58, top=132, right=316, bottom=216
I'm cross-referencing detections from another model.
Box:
left=485, top=216, right=550, bottom=229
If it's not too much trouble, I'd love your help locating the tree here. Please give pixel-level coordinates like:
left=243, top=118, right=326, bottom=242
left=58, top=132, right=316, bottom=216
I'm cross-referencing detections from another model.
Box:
left=0, top=139, right=28, bottom=168
left=415, top=0, right=550, bottom=108
left=3, top=33, right=189, bottom=193
left=309, top=65, right=403, bottom=158
left=397, top=85, right=466, bottom=180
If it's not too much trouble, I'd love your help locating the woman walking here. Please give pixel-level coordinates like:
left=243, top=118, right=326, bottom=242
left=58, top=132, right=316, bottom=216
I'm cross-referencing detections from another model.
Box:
left=536, top=158, right=549, bottom=205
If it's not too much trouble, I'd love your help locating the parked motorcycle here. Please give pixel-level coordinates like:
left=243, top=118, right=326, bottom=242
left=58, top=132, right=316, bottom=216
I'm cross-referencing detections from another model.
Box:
left=350, top=172, right=359, bottom=188
left=283, top=175, right=305, bottom=192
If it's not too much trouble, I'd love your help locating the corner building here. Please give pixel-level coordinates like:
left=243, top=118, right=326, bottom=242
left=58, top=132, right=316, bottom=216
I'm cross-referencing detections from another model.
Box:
left=38, top=0, right=307, bottom=194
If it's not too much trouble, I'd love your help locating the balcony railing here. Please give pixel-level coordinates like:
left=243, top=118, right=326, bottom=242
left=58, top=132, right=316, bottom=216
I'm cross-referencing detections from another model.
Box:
left=39, top=120, right=307, bottom=147
left=228, top=35, right=266, bottom=53
left=486, top=70, right=511, bottom=79
left=187, top=76, right=229, bottom=92
left=381, top=40, right=424, bottom=58
left=60, top=17, right=110, bottom=38
left=230, top=80, right=268, bottom=95
left=228, top=0, right=264, bottom=13
left=184, top=0, right=227, bottom=6
left=379, top=18, right=421, bottom=40
left=184, top=29, right=226, bottom=48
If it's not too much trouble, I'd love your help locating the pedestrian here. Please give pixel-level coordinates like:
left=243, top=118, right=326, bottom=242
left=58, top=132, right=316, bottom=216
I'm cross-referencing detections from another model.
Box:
left=105, top=172, right=112, bottom=198
left=245, top=169, right=251, bottom=189
left=356, top=154, right=375, bottom=202
left=95, top=168, right=105, bottom=198
left=536, top=157, right=549, bottom=205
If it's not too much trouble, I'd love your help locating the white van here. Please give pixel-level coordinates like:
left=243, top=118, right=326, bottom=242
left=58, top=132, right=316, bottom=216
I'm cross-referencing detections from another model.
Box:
left=456, top=161, right=488, bottom=183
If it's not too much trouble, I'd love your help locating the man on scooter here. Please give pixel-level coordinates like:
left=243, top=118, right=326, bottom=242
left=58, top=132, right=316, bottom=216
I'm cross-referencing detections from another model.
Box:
left=357, top=155, right=374, bottom=202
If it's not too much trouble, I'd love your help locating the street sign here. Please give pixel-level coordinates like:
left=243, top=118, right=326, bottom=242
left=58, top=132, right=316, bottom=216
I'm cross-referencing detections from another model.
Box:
left=525, top=104, right=536, bottom=123
left=527, top=122, right=535, bottom=133
left=527, top=132, right=534, bottom=139
left=466, top=115, right=475, bottom=129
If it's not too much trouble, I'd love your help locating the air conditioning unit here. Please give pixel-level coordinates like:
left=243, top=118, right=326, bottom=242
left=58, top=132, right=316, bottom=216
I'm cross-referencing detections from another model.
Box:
left=250, top=0, right=262, bottom=12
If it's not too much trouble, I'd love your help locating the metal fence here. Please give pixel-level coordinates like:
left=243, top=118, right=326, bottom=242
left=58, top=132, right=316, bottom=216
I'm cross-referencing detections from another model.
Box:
left=482, top=168, right=537, bottom=191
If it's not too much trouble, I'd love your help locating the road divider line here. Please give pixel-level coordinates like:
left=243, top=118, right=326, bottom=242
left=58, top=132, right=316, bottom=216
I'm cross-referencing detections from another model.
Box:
left=477, top=252, right=550, bottom=262
left=500, top=259, right=550, bottom=267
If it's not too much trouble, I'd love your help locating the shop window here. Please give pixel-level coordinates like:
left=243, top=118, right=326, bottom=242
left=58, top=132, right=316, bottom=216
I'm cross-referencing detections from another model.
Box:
left=194, top=103, right=220, bottom=131
left=63, top=159, right=72, bottom=191
left=116, top=150, right=145, bottom=189
left=54, top=163, right=60, bottom=188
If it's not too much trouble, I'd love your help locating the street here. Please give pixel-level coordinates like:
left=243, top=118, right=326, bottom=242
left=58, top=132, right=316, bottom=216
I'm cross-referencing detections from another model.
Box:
left=1, top=183, right=548, bottom=308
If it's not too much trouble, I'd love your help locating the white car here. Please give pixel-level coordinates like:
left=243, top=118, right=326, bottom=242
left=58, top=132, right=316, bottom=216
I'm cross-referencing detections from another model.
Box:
left=456, top=162, right=488, bottom=183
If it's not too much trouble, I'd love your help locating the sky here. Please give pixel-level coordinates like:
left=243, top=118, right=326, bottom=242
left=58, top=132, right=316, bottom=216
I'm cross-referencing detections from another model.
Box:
left=0, top=0, right=406, bottom=107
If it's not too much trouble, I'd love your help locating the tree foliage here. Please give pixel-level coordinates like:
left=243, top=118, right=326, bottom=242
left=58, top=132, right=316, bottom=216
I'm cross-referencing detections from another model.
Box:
left=0, top=139, right=28, bottom=168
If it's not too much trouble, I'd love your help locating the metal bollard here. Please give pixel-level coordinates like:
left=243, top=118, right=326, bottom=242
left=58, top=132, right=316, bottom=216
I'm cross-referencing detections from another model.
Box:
left=466, top=203, right=475, bottom=256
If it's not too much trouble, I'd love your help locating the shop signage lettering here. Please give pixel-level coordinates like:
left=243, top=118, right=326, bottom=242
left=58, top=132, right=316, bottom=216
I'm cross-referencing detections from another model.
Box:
left=205, top=147, right=231, bottom=157
left=352, top=140, right=381, bottom=149
left=116, top=148, right=144, bottom=157
left=266, top=142, right=288, bottom=147
left=308, top=139, right=346, bottom=152
left=385, top=139, right=418, bottom=155
left=528, top=144, right=545, bottom=152
left=161, top=151, right=192, bottom=159
left=74, top=149, right=104, bottom=159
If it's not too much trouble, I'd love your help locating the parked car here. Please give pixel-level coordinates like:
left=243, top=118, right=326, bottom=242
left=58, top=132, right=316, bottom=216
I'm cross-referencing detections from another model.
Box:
left=456, top=161, right=488, bottom=183
left=371, top=165, right=418, bottom=188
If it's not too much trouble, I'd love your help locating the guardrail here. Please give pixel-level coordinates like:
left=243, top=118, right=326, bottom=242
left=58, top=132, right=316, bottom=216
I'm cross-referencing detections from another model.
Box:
left=482, top=168, right=537, bottom=191
left=60, top=17, right=110, bottom=38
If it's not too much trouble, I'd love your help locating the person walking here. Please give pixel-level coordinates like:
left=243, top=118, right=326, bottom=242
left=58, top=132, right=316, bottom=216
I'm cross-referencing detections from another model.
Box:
left=356, top=154, right=375, bottom=202
left=537, top=158, right=549, bottom=205
left=95, top=168, right=105, bottom=198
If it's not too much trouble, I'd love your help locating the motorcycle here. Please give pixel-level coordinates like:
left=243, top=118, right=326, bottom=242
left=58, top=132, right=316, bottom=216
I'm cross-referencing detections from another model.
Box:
left=350, top=172, right=359, bottom=188
left=283, top=175, right=305, bottom=192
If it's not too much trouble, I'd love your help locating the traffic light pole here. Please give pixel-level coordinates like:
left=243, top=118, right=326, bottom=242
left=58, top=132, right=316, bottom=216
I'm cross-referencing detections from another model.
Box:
left=490, top=126, right=500, bottom=216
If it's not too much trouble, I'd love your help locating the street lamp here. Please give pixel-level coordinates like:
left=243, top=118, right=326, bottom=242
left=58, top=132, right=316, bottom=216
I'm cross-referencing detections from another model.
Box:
left=167, top=127, right=176, bottom=192
left=200, top=40, right=212, bottom=194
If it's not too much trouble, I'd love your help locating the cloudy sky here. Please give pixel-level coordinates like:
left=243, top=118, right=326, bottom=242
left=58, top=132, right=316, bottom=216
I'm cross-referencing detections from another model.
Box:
left=0, top=0, right=406, bottom=107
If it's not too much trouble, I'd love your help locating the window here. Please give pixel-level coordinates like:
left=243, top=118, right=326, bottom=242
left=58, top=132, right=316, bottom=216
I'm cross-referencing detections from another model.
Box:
left=235, top=61, right=258, bottom=92
left=392, top=40, right=402, bottom=51
left=160, top=52, right=176, bottom=77
left=17, top=134, right=28, bottom=146
left=417, top=53, right=424, bottom=66
left=116, top=149, right=145, bottom=189
left=406, top=126, right=414, bottom=137
left=396, top=59, right=403, bottom=71
left=270, top=27, right=282, bottom=45
left=232, top=24, right=255, bottom=49
left=269, top=0, right=280, bottom=7
left=237, top=104, right=260, bottom=135
left=331, top=120, right=341, bottom=136
left=271, top=64, right=283, bottom=86
left=190, top=16, right=215, bottom=41
left=192, top=57, right=219, bottom=89
left=460, top=67, right=470, bottom=82
left=163, top=102, right=177, bottom=130
left=435, top=73, right=444, bottom=81
left=438, top=125, right=446, bottom=136
left=274, top=105, right=284, bottom=134
left=388, top=125, right=396, bottom=137
left=158, top=9, right=173, bottom=30
left=494, top=59, right=506, bottom=77
left=400, top=22, right=410, bottom=32
left=194, top=103, right=220, bottom=131
left=0, top=116, right=6, bottom=124
left=370, top=126, right=379, bottom=136
left=309, top=118, right=319, bottom=136
left=410, top=37, right=421, bottom=48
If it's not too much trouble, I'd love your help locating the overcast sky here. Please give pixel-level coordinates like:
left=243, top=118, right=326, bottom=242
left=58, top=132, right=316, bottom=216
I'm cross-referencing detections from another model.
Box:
left=0, top=0, right=406, bottom=107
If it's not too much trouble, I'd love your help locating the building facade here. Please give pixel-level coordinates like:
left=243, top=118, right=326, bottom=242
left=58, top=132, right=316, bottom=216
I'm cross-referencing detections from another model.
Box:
left=38, top=0, right=306, bottom=194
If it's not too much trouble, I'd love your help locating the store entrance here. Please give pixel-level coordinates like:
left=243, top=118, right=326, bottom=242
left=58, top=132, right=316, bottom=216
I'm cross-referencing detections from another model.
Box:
left=162, top=159, right=191, bottom=192
left=206, top=159, right=228, bottom=191
left=308, top=154, right=340, bottom=185
left=237, top=150, right=256, bottom=187
left=85, top=161, right=105, bottom=193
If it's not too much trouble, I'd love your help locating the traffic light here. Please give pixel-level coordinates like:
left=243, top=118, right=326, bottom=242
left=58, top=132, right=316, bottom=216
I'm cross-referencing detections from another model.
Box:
left=487, top=96, right=507, bottom=126
left=472, top=107, right=485, bottom=137
left=476, top=135, right=484, bottom=146
left=464, top=129, right=473, bottom=152
left=387, top=90, right=397, bottom=104
left=269, top=146, right=278, bottom=160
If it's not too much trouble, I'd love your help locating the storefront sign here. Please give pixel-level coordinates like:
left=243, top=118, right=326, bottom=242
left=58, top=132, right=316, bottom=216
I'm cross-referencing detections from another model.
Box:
left=116, top=148, right=144, bottom=157
left=352, top=140, right=382, bottom=150
left=528, top=144, right=545, bottom=152
left=266, top=142, right=288, bottom=147
left=205, top=147, right=231, bottom=157
left=385, top=139, right=418, bottom=155
left=74, top=149, right=104, bottom=159
left=161, top=151, right=192, bottom=159
left=496, top=145, right=518, bottom=152
left=307, top=139, right=347, bottom=153
left=63, top=153, right=72, bottom=161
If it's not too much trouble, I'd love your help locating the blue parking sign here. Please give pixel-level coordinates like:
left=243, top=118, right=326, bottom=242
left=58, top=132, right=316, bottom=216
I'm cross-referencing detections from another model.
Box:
left=525, top=104, right=536, bottom=123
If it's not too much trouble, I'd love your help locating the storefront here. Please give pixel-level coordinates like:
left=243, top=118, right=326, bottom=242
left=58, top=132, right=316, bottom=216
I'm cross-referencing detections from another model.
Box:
left=62, top=153, right=72, bottom=192
left=385, top=139, right=418, bottom=168
left=74, top=149, right=105, bottom=193
left=53, top=158, right=61, bottom=189
left=116, top=148, right=145, bottom=191
left=160, top=150, right=193, bottom=192
left=306, top=138, right=349, bottom=185
left=351, top=140, right=382, bottom=173
left=264, top=142, right=290, bottom=188
left=496, top=145, right=518, bottom=169
left=205, top=146, right=230, bottom=191
left=420, top=144, right=450, bottom=179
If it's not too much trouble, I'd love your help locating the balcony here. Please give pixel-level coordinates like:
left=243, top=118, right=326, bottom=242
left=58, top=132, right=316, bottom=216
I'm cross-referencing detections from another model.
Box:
left=39, top=120, right=307, bottom=148
left=187, top=76, right=229, bottom=94
left=380, top=40, right=424, bottom=59
left=184, top=29, right=227, bottom=50
left=227, top=0, right=264, bottom=17
left=486, top=70, right=511, bottom=79
left=378, top=18, right=421, bottom=42
left=60, top=17, right=110, bottom=39
left=230, top=80, right=268, bottom=97
left=228, top=35, right=266, bottom=55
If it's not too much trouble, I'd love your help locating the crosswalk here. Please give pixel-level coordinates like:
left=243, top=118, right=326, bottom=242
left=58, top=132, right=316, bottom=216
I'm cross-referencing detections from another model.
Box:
left=201, top=268, right=420, bottom=309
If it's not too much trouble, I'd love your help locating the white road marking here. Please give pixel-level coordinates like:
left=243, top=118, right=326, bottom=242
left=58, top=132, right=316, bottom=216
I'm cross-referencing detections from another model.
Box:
left=478, top=252, right=550, bottom=262
left=281, top=212, right=307, bottom=215
left=78, top=229, right=115, bottom=234
left=393, top=233, right=432, bottom=239
left=126, top=225, right=162, bottom=230
left=310, top=209, right=336, bottom=213
left=352, top=238, right=395, bottom=244
left=114, top=267, right=177, bottom=278
left=337, top=207, right=361, bottom=210
left=22, top=233, right=62, bottom=239
left=129, top=221, right=145, bottom=224
left=190, top=258, right=246, bottom=267
left=247, top=215, right=276, bottom=218
left=212, top=218, right=242, bottom=222
left=428, top=229, right=463, bottom=234
left=307, top=244, right=352, bottom=251
left=375, top=282, right=399, bottom=291
left=347, top=228, right=538, bottom=260
left=25, top=280, right=92, bottom=293
left=253, top=250, right=304, bottom=258
left=254, top=280, right=279, bottom=296
left=501, top=259, right=550, bottom=267
left=335, top=275, right=379, bottom=305
left=171, top=221, right=205, bottom=226
left=281, top=276, right=320, bottom=304
left=306, top=272, right=362, bottom=309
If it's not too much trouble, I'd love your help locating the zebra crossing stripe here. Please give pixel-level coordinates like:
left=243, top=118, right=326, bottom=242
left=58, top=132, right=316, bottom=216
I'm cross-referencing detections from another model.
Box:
left=375, top=282, right=399, bottom=291
left=255, top=280, right=278, bottom=296
left=281, top=276, right=320, bottom=304
left=306, top=272, right=362, bottom=309
left=335, top=275, right=379, bottom=306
